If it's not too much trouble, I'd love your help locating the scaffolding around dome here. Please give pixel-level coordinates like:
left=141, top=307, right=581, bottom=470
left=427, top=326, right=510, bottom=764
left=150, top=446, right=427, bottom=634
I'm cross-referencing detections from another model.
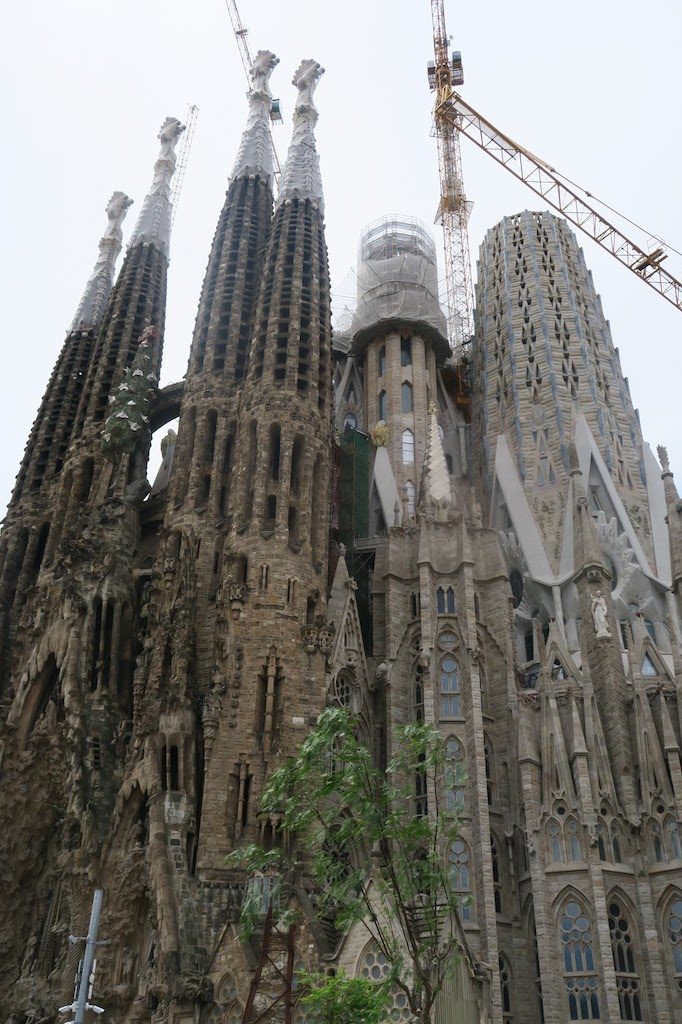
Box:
left=350, top=216, right=449, bottom=359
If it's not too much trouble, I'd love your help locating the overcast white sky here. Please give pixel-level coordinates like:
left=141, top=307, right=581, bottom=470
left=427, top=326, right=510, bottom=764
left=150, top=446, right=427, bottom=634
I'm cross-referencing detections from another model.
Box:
left=1, top=0, right=680, bottom=514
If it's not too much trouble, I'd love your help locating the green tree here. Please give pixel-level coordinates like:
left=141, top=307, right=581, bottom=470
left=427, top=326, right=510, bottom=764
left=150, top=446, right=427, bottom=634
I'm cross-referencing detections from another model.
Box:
left=229, top=706, right=464, bottom=1024
left=299, top=970, right=390, bottom=1024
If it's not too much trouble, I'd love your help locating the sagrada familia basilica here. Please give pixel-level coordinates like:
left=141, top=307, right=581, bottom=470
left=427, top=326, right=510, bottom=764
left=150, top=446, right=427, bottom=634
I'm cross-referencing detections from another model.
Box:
left=0, top=45, right=681, bottom=1024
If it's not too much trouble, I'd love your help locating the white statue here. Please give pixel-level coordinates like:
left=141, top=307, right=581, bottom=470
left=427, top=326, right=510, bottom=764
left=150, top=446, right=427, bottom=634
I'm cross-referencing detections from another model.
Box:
left=591, top=590, right=611, bottom=639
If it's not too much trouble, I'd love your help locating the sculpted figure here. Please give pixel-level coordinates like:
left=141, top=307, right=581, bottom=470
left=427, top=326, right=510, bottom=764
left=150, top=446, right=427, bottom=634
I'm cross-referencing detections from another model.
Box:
left=591, top=590, right=611, bottom=639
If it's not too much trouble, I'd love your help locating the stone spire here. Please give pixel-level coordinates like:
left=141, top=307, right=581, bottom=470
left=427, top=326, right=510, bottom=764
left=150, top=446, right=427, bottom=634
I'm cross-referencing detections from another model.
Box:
left=71, top=192, right=133, bottom=330
left=422, top=401, right=451, bottom=504
left=276, top=59, right=324, bottom=212
left=129, top=116, right=186, bottom=256
left=569, top=443, right=607, bottom=580
left=230, top=50, right=279, bottom=186
left=658, top=444, right=682, bottom=599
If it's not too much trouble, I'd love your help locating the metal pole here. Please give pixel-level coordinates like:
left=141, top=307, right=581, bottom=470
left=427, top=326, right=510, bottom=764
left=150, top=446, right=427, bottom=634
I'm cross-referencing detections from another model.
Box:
left=74, top=888, right=103, bottom=1024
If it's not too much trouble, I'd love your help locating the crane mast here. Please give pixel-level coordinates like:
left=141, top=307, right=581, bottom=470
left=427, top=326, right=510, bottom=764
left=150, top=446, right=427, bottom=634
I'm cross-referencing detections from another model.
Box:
left=170, top=104, right=199, bottom=225
left=428, top=0, right=474, bottom=354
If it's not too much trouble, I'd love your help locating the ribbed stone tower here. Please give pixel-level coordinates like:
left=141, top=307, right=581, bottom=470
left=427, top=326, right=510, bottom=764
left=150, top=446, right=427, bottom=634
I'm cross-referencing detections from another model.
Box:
left=0, top=193, right=132, bottom=677
left=0, top=117, right=184, bottom=1018
left=1, top=51, right=681, bottom=1024
left=472, top=210, right=658, bottom=566
left=197, top=58, right=333, bottom=872
left=162, top=52, right=279, bottom=701
left=469, top=210, right=682, bottom=1024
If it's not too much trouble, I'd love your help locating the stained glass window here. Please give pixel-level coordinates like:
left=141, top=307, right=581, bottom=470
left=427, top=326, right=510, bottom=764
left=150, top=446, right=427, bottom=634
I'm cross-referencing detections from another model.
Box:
left=560, top=898, right=600, bottom=1020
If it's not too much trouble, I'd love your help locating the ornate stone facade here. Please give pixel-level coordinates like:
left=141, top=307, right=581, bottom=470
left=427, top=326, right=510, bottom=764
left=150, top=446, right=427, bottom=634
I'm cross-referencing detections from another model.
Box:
left=1, top=61, right=681, bottom=1024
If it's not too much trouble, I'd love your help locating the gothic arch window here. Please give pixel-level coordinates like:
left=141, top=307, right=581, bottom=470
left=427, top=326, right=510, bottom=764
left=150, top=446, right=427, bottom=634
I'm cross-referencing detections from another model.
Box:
left=413, top=663, right=425, bottom=724
left=377, top=345, right=386, bottom=377
left=484, top=737, right=495, bottom=805
left=268, top=423, right=281, bottom=480
left=445, top=737, right=466, bottom=812
left=549, top=819, right=563, bottom=862
left=650, top=819, right=664, bottom=862
left=401, top=381, right=413, bottom=413
left=439, top=655, right=460, bottom=718
left=402, top=428, right=415, bottom=463
left=446, top=586, right=455, bottom=612
left=436, top=587, right=446, bottom=614
left=666, top=816, right=682, bottom=860
left=332, top=671, right=353, bottom=709
left=565, top=817, right=582, bottom=862
left=377, top=390, right=387, bottom=421
left=400, top=336, right=412, bottom=367
left=611, top=823, right=624, bottom=863
left=499, top=955, right=515, bottom=1024
left=666, top=894, right=682, bottom=995
left=415, top=753, right=428, bottom=817
left=559, top=897, right=600, bottom=1020
left=449, top=839, right=472, bottom=921
left=595, top=819, right=608, bottom=861
left=525, top=901, right=544, bottom=1024
left=491, top=835, right=502, bottom=914
left=607, top=898, right=643, bottom=1021
left=357, top=941, right=411, bottom=1022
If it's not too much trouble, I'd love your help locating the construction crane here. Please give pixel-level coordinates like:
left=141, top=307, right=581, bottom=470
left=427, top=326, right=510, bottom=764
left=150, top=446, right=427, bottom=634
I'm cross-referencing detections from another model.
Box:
left=437, top=91, right=682, bottom=313
left=428, top=0, right=474, bottom=355
left=170, top=104, right=199, bottom=225
left=224, top=0, right=283, bottom=183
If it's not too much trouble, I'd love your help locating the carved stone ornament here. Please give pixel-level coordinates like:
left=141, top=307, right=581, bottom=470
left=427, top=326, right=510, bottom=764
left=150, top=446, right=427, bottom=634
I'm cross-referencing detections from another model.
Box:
left=228, top=581, right=248, bottom=604
left=370, top=420, right=389, bottom=448
left=302, top=625, right=319, bottom=655
left=317, top=622, right=336, bottom=655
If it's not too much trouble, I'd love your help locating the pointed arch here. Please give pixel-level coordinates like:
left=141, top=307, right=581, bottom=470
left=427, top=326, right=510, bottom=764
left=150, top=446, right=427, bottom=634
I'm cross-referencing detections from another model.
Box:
left=557, top=893, right=601, bottom=1020
left=448, top=839, right=472, bottom=921
left=565, top=816, right=583, bottom=862
left=660, top=887, right=682, bottom=997
left=548, top=817, right=563, bottom=862
left=402, top=428, right=415, bottom=464
left=356, top=939, right=411, bottom=1022
left=498, top=954, right=515, bottom=1024
left=604, top=889, right=644, bottom=1020
left=484, top=735, right=495, bottom=806
left=445, top=735, right=466, bottom=813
